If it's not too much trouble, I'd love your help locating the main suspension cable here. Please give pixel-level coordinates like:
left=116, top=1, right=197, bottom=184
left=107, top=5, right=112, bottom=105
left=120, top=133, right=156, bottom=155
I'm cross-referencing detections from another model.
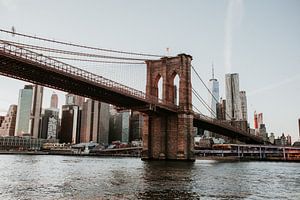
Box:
left=0, top=39, right=148, bottom=61
left=0, top=28, right=164, bottom=57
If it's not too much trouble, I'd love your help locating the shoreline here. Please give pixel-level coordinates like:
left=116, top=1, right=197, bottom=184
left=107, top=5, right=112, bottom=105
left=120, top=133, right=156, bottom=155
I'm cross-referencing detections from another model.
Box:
left=1, top=151, right=300, bottom=162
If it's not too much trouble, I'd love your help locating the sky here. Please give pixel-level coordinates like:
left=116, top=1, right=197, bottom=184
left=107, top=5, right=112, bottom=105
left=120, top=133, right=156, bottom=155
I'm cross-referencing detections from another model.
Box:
left=0, top=0, right=299, bottom=142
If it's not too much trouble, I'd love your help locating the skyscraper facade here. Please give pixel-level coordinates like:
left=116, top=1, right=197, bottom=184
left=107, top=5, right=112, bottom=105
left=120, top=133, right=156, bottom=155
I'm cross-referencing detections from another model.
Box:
left=225, top=73, right=241, bottom=120
left=40, top=108, right=59, bottom=139
left=60, top=105, right=81, bottom=144
left=208, top=69, right=219, bottom=118
left=30, top=85, right=43, bottom=138
left=239, top=91, right=248, bottom=121
left=15, top=85, right=43, bottom=138
left=50, top=92, right=58, bottom=109
left=216, top=99, right=226, bottom=120
left=109, top=109, right=130, bottom=143
left=257, top=113, right=263, bottom=128
left=254, top=112, right=258, bottom=129
left=80, top=99, right=110, bottom=145
left=0, top=105, right=17, bottom=136
left=65, top=93, right=84, bottom=108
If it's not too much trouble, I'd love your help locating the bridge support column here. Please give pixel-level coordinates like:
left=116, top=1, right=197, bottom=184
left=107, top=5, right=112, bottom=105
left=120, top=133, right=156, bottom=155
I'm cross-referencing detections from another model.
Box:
left=142, top=113, right=194, bottom=161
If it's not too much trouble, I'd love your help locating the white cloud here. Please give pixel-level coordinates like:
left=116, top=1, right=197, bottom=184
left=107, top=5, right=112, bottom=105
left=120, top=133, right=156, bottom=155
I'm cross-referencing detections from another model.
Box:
left=248, top=74, right=300, bottom=96
left=224, top=0, right=244, bottom=73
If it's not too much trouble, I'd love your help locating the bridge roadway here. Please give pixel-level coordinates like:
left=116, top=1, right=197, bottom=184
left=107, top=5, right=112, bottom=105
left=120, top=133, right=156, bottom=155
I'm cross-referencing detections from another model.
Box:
left=0, top=41, right=264, bottom=144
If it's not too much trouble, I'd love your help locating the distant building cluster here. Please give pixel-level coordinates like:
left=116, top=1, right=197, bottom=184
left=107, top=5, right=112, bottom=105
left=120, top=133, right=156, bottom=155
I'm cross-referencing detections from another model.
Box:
left=0, top=84, right=143, bottom=149
left=202, top=67, right=297, bottom=146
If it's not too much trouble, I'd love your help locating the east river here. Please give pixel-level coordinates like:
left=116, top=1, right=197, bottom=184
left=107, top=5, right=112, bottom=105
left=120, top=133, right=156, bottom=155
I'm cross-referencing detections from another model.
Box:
left=0, top=155, right=299, bottom=200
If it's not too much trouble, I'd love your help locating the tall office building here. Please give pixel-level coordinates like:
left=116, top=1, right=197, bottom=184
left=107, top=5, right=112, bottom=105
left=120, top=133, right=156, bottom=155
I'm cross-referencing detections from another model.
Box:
left=0, top=105, right=17, bottom=136
left=50, top=92, right=58, bottom=109
left=225, top=73, right=241, bottom=120
left=65, top=93, right=85, bottom=108
left=60, top=105, right=81, bottom=144
left=216, top=99, right=226, bottom=120
left=254, top=112, right=258, bottom=129
left=109, top=109, right=130, bottom=143
left=15, top=85, right=43, bottom=138
left=239, top=91, right=248, bottom=121
left=40, top=108, right=59, bottom=139
left=80, top=99, right=110, bottom=145
left=257, top=113, right=263, bottom=129
left=208, top=66, right=219, bottom=118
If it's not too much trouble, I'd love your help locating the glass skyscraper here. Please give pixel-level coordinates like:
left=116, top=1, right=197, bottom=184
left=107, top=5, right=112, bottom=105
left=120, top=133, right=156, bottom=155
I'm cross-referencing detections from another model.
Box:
left=15, top=85, right=33, bottom=136
left=225, top=73, right=241, bottom=120
left=208, top=75, right=219, bottom=118
left=15, top=85, right=43, bottom=138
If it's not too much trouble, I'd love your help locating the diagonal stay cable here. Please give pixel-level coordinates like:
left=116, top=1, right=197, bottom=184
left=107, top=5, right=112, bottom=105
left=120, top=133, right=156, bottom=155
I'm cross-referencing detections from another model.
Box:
left=191, top=65, right=232, bottom=120
left=192, top=88, right=217, bottom=118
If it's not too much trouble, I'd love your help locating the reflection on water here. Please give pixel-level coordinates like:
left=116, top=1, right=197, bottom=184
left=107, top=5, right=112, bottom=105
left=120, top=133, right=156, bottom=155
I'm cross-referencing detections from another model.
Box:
left=0, top=155, right=299, bottom=199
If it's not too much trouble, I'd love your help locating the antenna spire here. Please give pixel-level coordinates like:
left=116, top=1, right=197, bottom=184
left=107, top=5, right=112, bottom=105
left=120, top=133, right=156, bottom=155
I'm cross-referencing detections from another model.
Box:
left=212, top=62, right=214, bottom=79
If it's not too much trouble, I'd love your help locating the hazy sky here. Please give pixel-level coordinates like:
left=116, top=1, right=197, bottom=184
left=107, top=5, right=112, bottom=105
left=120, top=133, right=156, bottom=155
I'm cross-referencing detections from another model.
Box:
left=0, top=0, right=299, bottom=141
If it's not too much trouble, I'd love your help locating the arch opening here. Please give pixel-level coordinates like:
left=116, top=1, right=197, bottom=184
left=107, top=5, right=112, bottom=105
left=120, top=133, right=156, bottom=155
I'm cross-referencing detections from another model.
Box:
left=171, top=72, right=180, bottom=106
left=154, top=74, right=163, bottom=101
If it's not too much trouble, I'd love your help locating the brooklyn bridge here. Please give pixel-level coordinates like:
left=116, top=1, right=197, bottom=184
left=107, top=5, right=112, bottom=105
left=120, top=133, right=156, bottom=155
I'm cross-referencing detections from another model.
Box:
left=0, top=29, right=264, bottom=161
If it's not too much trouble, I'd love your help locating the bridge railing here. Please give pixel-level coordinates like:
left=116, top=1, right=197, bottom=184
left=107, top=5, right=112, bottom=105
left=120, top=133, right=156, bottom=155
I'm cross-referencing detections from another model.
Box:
left=194, top=112, right=263, bottom=141
left=0, top=40, right=178, bottom=110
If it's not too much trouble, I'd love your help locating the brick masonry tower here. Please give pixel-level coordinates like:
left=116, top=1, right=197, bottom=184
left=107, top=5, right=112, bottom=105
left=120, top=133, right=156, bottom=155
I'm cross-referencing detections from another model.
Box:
left=142, top=54, right=194, bottom=161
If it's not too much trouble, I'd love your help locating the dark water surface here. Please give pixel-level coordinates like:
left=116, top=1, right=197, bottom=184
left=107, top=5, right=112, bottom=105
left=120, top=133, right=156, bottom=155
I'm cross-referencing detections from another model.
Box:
left=0, top=155, right=299, bottom=199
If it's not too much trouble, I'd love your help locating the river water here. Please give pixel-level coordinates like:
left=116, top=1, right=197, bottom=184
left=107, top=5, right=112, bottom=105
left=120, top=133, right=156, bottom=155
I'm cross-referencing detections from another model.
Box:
left=0, top=155, right=299, bottom=200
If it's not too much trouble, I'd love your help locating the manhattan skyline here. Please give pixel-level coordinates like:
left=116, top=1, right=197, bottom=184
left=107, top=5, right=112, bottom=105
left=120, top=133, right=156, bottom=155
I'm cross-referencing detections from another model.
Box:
left=0, top=0, right=299, bottom=141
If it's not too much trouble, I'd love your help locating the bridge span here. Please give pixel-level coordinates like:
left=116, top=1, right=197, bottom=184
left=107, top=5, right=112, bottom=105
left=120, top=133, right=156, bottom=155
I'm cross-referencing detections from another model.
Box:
left=0, top=40, right=265, bottom=161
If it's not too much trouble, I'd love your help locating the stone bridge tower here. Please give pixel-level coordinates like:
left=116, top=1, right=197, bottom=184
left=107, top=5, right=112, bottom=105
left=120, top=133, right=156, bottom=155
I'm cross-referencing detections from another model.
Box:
left=142, top=54, right=194, bottom=161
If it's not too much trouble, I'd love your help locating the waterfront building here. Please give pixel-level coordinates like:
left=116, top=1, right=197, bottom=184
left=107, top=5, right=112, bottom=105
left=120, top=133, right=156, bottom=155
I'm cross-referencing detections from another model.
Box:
left=249, top=128, right=256, bottom=135
left=225, top=73, right=241, bottom=120
left=0, top=136, right=58, bottom=151
left=269, top=132, right=275, bottom=144
left=80, top=99, right=110, bottom=145
left=65, top=93, right=85, bottom=108
left=50, top=92, right=58, bottom=109
left=40, top=108, right=59, bottom=139
left=60, top=105, right=81, bottom=144
left=239, top=91, right=247, bottom=121
left=15, top=85, right=43, bottom=138
left=259, top=124, right=268, bottom=141
left=109, top=109, right=130, bottom=143
left=0, top=105, right=17, bottom=136
left=280, top=133, right=287, bottom=146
